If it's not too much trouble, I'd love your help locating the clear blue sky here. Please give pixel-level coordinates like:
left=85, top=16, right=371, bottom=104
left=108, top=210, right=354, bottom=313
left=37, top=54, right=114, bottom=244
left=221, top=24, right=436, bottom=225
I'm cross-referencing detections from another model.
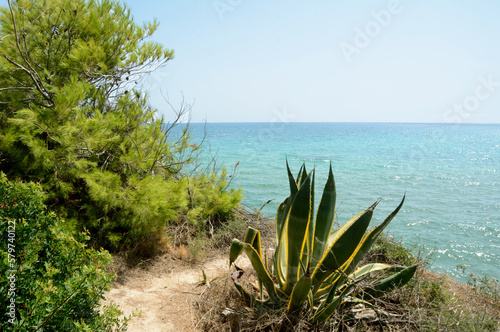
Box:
left=11, top=0, right=500, bottom=123
left=122, top=0, right=500, bottom=124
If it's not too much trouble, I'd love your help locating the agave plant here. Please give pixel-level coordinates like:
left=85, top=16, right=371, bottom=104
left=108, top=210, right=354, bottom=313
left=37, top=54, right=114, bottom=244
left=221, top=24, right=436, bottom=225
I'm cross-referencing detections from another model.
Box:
left=229, top=162, right=417, bottom=324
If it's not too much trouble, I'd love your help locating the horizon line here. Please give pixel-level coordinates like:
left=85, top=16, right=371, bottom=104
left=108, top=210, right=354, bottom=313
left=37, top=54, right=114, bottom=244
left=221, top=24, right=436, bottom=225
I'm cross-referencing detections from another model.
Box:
left=180, top=121, right=500, bottom=125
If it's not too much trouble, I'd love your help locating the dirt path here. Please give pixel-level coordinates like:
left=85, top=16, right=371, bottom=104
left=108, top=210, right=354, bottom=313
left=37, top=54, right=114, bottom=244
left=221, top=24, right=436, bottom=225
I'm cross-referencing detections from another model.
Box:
left=104, top=214, right=275, bottom=331
left=104, top=255, right=234, bottom=332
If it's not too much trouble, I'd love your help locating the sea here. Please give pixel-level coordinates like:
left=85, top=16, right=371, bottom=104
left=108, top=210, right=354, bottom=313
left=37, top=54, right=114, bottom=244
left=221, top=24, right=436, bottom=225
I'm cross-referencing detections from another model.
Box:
left=183, top=122, right=499, bottom=281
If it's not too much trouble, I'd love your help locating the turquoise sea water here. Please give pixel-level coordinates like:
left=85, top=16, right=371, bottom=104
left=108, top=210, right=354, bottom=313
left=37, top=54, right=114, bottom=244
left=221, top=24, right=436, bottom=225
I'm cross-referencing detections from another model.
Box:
left=186, top=122, right=499, bottom=281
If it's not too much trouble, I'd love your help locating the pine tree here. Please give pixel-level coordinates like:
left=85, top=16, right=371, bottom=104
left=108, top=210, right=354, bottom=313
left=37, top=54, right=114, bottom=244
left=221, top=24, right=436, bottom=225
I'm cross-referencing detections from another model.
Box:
left=0, top=0, right=242, bottom=249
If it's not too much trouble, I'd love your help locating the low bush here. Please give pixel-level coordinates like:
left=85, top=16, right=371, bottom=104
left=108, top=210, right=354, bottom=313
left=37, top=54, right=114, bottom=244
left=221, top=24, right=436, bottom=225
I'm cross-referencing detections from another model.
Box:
left=0, top=174, right=136, bottom=331
left=185, top=169, right=243, bottom=226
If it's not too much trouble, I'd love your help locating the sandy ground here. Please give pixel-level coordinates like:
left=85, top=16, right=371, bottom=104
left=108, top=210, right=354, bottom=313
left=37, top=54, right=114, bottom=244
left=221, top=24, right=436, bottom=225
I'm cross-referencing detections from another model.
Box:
left=103, top=250, right=256, bottom=332
left=103, top=216, right=276, bottom=331
left=103, top=255, right=229, bottom=331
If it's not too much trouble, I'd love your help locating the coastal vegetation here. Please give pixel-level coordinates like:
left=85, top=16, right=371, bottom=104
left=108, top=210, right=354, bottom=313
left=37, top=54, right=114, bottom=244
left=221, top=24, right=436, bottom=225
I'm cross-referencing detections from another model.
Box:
left=0, top=0, right=241, bottom=252
left=196, top=226, right=500, bottom=332
left=0, top=175, right=137, bottom=331
left=229, top=163, right=416, bottom=323
left=0, top=0, right=240, bottom=329
left=0, top=0, right=498, bottom=331
left=197, top=213, right=500, bottom=331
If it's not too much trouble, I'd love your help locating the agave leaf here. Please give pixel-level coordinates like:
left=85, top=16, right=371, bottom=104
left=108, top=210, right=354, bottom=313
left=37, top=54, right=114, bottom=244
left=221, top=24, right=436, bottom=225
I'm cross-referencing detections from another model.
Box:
left=274, top=163, right=298, bottom=269
left=297, top=163, right=307, bottom=187
left=314, top=274, right=341, bottom=300
left=365, top=264, right=417, bottom=299
left=275, top=162, right=308, bottom=289
left=274, top=245, right=287, bottom=289
left=282, top=171, right=312, bottom=293
left=276, top=200, right=288, bottom=245
left=344, top=196, right=405, bottom=276
left=311, top=296, right=341, bottom=324
left=243, top=227, right=258, bottom=247
left=277, top=160, right=298, bottom=243
left=314, top=273, right=341, bottom=314
left=311, top=202, right=377, bottom=289
left=314, top=259, right=391, bottom=299
left=348, top=263, right=393, bottom=280
left=197, top=269, right=209, bottom=287
left=305, top=170, right=315, bottom=267
left=342, top=296, right=376, bottom=308
left=310, top=169, right=315, bottom=220
left=243, top=227, right=262, bottom=257
left=287, top=274, right=312, bottom=313
left=275, top=210, right=289, bottom=289
left=386, top=266, right=408, bottom=273
left=311, top=164, right=336, bottom=271
left=243, top=228, right=265, bottom=299
left=307, top=289, right=314, bottom=307
left=243, top=244, right=282, bottom=304
left=229, top=239, right=244, bottom=266
left=233, top=281, right=254, bottom=304
left=310, top=281, right=357, bottom=324
left=287, top=160, right=299, bottom=197
left=276, top=287, right=288, bottom=300
left=275, top=196, right=293, bottom=288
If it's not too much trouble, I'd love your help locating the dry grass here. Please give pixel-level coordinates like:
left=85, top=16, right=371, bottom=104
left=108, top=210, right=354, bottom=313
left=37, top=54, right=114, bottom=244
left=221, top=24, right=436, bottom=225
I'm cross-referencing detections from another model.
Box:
left=193, top=213, right=500, bottom=332
left=195, top=273, right=314, bottom=332
left=118, top=208, right=249, bottom=267
left=195, top=259, right=499, bottom=332
left=108, top=206, right=499, bottom=331
left=122, top=231, right=171, bottom=266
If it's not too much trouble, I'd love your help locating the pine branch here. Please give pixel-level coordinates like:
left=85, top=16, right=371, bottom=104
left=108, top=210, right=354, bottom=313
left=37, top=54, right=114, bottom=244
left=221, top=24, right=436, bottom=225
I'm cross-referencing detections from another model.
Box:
left=6, top=0, right=53, bottom=107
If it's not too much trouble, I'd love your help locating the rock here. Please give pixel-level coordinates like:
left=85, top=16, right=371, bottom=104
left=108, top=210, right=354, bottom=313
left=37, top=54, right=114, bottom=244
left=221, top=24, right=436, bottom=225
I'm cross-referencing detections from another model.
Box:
left=350, top=304, right=377, bottom=320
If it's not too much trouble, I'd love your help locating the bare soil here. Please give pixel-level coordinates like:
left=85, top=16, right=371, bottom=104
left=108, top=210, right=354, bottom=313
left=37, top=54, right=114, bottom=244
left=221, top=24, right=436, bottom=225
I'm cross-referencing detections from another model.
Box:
left=103, top=210, right=275, bottom=331
left=103, top=253, right=232, bottom=331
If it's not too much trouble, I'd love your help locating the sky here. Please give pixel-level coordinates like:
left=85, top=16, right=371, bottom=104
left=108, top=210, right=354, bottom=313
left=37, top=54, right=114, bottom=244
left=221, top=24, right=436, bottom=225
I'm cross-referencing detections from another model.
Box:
left=121, top=0, right=500, bottom=124
left=7, top=0, right=500, bottom=123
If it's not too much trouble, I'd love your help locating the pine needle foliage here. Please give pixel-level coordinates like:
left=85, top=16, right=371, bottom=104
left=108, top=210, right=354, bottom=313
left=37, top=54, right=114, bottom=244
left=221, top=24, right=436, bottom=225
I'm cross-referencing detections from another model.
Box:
left=0, top=0, right=242, bottom=249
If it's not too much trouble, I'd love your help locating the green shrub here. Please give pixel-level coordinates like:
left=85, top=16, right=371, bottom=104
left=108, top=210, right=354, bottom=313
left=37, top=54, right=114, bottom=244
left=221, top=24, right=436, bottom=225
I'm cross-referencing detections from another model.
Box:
left=367, top=233, right=418, bottom=267
left=0, top=174, right=135, bottom=331
left=185, top=169, right=243, bottom=226
left=457, top=265, right=500, bottom=304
